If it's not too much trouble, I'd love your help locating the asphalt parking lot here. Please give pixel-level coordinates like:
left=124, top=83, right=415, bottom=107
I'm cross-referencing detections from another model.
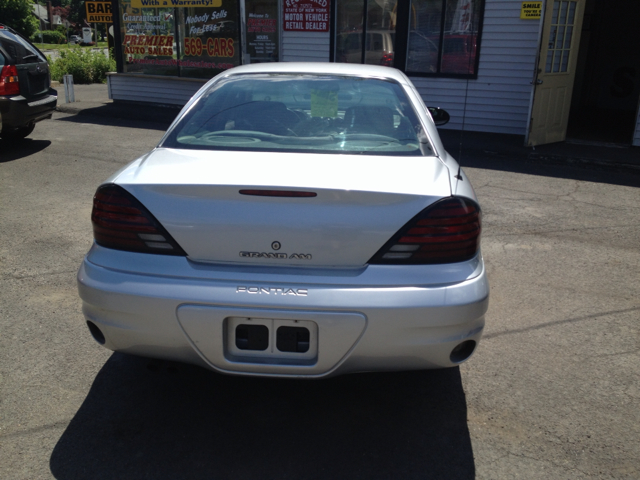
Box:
left=1, top=106, right=639, bottom=479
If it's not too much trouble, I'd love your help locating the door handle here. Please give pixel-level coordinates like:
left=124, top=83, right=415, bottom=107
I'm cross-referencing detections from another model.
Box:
left=535, top=79, right=543, bottom=85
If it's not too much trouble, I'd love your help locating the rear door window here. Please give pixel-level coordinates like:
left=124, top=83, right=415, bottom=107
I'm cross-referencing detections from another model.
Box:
left=0, top=30, right=46, bottom=64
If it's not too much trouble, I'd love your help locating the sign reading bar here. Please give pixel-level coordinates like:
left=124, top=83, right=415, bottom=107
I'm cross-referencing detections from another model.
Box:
left=283, top=0, right=329, bottom=32
left=520, top=1, right=542, bottom=19
left=130, top=0, right=221, bottom=7
left=86, top=1, right=112, bottom=23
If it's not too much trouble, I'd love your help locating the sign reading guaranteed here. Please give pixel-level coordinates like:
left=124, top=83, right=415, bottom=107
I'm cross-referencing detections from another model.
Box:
left=85, top=1, right=112, bottom=23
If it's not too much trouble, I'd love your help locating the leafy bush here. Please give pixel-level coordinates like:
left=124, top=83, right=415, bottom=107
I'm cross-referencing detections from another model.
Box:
left=48, top=49, right=116, bottom=84
left=40, top=30, right=66, bottom=44
left=79, top=41, right=96, bottom=46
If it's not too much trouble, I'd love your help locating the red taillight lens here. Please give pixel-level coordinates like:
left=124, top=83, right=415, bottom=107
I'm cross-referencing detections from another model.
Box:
left=380, top=53, right=394, bottom=67
left=0, top=65, right=20, bottom=95
left=369, top=197, right=481, bottom=265
left=91, top=184, right=187, bottom=256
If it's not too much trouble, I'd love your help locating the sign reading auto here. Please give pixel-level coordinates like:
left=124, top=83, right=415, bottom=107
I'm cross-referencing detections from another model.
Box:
left=283, top=0, right=330, bottom=32
left=85, top=1, right=112, bottom=23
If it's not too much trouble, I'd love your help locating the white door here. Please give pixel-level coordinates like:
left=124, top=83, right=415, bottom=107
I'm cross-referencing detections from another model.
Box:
left=527, top=0, right=586, bottom=146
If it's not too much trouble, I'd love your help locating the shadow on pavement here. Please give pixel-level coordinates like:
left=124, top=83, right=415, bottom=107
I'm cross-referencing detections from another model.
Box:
left=50, top=353, right=474, bottom=480
left=0, top=139, right=51, bottom=163
left=440, top=130, right=640, bottom=189
left=56, top=103, right=181, bottom=131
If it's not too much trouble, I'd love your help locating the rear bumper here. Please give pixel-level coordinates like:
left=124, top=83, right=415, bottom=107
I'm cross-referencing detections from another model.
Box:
left=0, top=89, right=57, bottom=130
left=78, top=247, right=489, bottom=378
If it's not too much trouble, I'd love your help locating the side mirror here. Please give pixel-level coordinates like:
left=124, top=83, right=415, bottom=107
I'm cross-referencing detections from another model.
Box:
left=427, top=107, right=450, bottom=126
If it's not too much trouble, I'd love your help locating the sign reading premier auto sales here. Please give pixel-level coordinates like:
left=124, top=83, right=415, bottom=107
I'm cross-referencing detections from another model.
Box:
left=283, top=0, right=329, bottom=32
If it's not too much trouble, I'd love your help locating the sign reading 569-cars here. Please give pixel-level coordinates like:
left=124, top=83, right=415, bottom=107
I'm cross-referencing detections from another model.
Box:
left=85, top=1, right=112, bottom=23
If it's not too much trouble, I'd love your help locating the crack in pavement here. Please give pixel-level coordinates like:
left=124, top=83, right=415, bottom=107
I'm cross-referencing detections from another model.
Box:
left=483, top=306, right=640, bottom=340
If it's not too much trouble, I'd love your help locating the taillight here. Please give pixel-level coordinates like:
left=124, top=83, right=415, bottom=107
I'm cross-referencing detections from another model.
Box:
left=369, top=197, right=481, bottom=265
left=91, top=184, right=187, bottom=256
left=380, top=53, right=394, bottom=67
left=0, top=65, right=20, bottom=95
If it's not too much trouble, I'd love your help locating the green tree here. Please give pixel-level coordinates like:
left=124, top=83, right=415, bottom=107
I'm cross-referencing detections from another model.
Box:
left=67, top=0, right=85, bottom=26
left=0, top=0, right=40, bottom=37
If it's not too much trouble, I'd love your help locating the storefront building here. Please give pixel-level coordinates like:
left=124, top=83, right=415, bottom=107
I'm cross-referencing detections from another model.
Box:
left=107, top=0, right=640, bottom=147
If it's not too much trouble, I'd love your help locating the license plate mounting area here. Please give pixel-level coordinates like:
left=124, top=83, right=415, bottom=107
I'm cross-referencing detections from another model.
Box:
left=226, top=317, right=318, bottom=363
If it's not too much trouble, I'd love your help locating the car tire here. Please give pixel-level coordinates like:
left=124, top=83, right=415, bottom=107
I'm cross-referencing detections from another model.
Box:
left=1, top=123, right=35, bottom=141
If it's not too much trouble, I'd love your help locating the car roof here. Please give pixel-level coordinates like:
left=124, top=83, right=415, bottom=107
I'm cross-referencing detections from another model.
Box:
left=222, top=62, right=412, bottom=85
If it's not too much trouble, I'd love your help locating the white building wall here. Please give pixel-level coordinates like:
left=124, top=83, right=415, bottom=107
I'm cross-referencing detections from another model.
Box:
left=107, top=73, right=206, bottom=106
left=411, top=0, right=540, bottom=135
left=282, top=31, right=330, bottom=62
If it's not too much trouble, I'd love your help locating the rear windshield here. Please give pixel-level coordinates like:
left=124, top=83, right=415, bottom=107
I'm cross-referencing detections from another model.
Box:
left=161, top=73, right=428, bottom=156
left=0, top=30, right=46, bottom=64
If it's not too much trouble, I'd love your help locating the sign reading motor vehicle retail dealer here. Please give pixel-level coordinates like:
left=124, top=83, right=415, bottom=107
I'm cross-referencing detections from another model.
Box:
left=85, top=1, right=112, bottom=23
left=283, top=0, right=330, bottom=32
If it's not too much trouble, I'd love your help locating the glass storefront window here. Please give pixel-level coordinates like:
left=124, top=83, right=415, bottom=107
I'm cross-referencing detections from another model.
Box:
left=119, top=0, right=179, bottom=76
left=117, top=0, right=280, bottom=79
left=177, top=4, right=241, bottom=78
left=245, top=0, right=279, bottom=63
left=408, top=0, right=481, bottom=75
left=336, top=0, right=397, bottom=67
left=336, top=0, right=483, bottom=78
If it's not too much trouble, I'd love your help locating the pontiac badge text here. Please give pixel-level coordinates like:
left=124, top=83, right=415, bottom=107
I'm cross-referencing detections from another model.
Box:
left=237, top=286, right=308, bottom=296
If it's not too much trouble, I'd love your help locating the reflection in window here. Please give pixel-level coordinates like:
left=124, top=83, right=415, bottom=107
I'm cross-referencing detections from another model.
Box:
left=335, top=0, right=483, bottom=77
left=120, top=5, right=179, bottom=76
left=407, top=0, right=481, bottom=75
left=336, top=0, right=398, bottom=67
left=545, top=0, right=577, bottom=73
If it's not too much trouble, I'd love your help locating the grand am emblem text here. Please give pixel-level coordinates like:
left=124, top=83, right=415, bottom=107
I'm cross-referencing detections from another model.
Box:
left=236, top=286, right=308, bottom=296
left=239, top=251, right=312, bottom=260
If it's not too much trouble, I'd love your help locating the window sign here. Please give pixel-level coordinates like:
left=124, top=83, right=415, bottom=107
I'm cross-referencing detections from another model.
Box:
left=120, top=0, right=179, bottom=75
left=245, top=0, right=279, bottom=63
left=131, top=0, right=222, bottom=8
left=177, top=4, right=240, bottom=77
left=284, top=0, right=330, bottom=32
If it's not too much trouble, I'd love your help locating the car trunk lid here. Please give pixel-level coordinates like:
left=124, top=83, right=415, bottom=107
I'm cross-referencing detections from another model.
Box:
left=114, top=148, right=452, bottom=267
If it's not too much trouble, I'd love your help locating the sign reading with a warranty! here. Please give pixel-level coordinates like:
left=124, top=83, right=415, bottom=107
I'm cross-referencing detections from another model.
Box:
left=85, top=1, right=112, bottom=23
left=130, top=0, right=221, bottom=7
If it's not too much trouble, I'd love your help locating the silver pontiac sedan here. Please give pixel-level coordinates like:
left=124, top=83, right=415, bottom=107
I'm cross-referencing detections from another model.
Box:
left=77, top=62, right=488, bottom=378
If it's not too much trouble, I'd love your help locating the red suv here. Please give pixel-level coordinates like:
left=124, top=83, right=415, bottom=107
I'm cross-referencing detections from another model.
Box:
left=0, top=24, right=57, bottom=140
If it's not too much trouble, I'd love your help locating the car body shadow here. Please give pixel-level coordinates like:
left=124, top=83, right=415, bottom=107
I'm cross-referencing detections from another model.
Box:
left=50, top=353, right=474, bottom=480
left=0, top=139, right=51, bottom=163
